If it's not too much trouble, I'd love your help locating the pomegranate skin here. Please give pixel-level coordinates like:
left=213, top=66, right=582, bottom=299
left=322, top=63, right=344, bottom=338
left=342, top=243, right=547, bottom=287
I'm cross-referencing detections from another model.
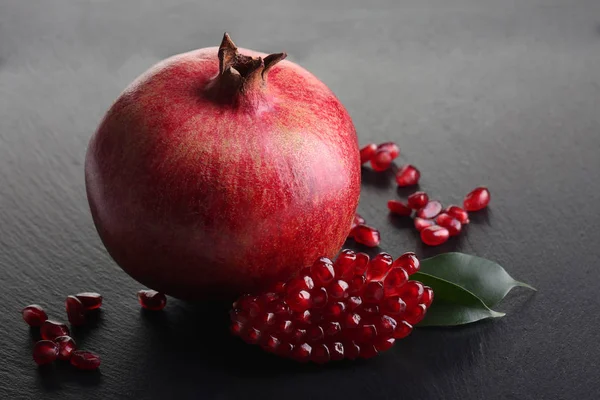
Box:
left=85, top=35, right=360, bottom=300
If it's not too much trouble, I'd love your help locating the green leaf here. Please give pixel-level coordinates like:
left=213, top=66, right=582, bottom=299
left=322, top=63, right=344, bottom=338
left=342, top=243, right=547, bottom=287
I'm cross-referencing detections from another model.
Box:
left=418, top=252, right=535, bottom=308
left=411, top=272, right=505, bottom=326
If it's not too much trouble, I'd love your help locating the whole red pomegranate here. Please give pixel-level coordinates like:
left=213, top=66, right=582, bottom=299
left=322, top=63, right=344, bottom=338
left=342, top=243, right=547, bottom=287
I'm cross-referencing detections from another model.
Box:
left=85, top=34, right=360, bottom=300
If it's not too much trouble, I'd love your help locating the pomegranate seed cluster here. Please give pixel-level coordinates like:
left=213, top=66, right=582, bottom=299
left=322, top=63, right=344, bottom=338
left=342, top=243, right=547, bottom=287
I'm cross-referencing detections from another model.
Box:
left=360, top=142, right=401, bottom=172
left=230, top=250, right=433, bottom=363
left=23, top=293, right=103, bottom=370
left=23, top=289, right=166, bottom=370
left=387, top=187, right=491, bottom=246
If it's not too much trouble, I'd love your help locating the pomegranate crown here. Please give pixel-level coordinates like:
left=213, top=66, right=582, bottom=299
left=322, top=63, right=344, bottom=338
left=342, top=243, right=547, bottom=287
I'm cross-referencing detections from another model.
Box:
left=216, top=33, right=287, bottom=92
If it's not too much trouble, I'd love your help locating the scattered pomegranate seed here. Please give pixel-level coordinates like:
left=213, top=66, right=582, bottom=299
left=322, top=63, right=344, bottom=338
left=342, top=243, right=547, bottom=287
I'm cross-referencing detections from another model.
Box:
left=66, top=296, right=86, bottom=326
left=464, top=187, right=491, bottom=211
left=349, top=213, right=366, bottom=236
left=352, top=224, right=381, bottom=247
left=41, top=320, right=70, bottom=340
left=395, top=165, right=420, bottom=187
left=414, top=217, right=435, bottom=231
left=359, top=144, right=378, bottom=164
left=54, top=336, right=76, bottom=360
left=407, top=192, right=429, bottom=210
left=370, top=150, right=393, bottom=172
left=436, top=213, right=462, bottom=236
left=377, top=142, right=400, bottom=159
left=137, top=290, right=167, bottom=311
left=416, top=200, right=443, bottom=219
left=22, top=305, right=48, bottom=327
left=70, top=350, right=101, bottom=370
left=33, top=340, right=59, bottom=365
left=230, top=250, right=431, bottom=362
left=387, top=200, right=412, bottom=216
left=354, top=213, right=365, bottom=225
left=444, top=205, right=470, bottom=224
left=420, top=225, right=450, bottom=246
left=392, top=252, right=420, bottom=275
left=75, top=292, right=103, bottom=310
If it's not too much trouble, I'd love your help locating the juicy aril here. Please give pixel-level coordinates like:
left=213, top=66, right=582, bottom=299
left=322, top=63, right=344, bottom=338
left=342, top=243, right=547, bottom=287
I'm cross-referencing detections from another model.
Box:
left=85, top=34, right=361, bottom=300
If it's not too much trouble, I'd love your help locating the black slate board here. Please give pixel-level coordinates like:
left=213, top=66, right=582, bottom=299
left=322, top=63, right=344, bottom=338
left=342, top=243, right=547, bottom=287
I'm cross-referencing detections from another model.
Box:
left=1, top=1, right=599, bottom=399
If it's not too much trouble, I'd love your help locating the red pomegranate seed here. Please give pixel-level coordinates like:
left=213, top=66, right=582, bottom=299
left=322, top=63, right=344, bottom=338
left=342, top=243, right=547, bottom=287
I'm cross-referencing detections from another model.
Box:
left=66, top=295, right=86, bottom=326
left=290, top=343, right=312, bottom=362
left=436, top=213, right=462, bottom=236
left=286, top=275, right=314, bottom=293
left=54, top=336, right=76, bottom=360
left=22, top=305, right=48, bottom=327
left=344, top=342, right=361, bottom=360
left=260, top=335, right=280, bottom=353
left=375, top=336, right=395, bottom=352
left=33, top=340, right=59, bottom=365
left=387, top=200, right=412, bottom=216
left=325, top=302, right=346, bottom=318
left=395, top=164, right=420, bottom=187
left=366, top=253, right=393, bottom=281
left=377, top=315, right=398, bottom=335
left=230, top=250, right=431, bottom=362
left=359, top=143, right=378, bottom=164
left=312, top=287, right=328, bottom=308
left=70, top=350, right=101, bottom=370
left=350, top=213, right=366, bottom=235
left=310, top=257, right=335, bottom=286
left=464, top=187, right=491, bottom=211
left=328, top=280, right=349, bottom=300
left=359, top=344, right=378, bottom=359
left=352, top=252, right=370, bottom=276
left=407, top=191, right=429, bottom=209
left=444, top=205, right=470, bottom=224
left=286, top=290, right=312, bottom=312
left=420, top=225, right=450, bottom=246
left=333, top=249, right=357, bottom=279
left=405, top=304, right=427, bottom=325
left=330, top=342, right=344, bottom=361
left=377, top=142, right=400, bottom=159
left=414, top=217, right=435, bottom=232
left=311, top=343, right=331, bottom=364
left=307, top=326, right=324, bottom=342
left=75, top=292, right=103, bottom=310
left=41, top=320, right=70, bottom=340
left=393, top=252, right=420, bottom=275
left=137, top=290, right=167, bottom=311
left=347, top=296, right=362, bottom=310
left=422, top=286, right=434, bottom=308
left=352, top=224, right=380, bottom=247
left=363, top=281, right=385, bottom=303
left=394, top=320, right=413, bottom=339
left=400, top=281, right=424, bottom=307
left=381, top=296, right=406, bottom=315
left=383, top=268, right=409, bottom=297
left=417, top=200, right=443, bottom=219
left=370, top=150, right=393, bottom=172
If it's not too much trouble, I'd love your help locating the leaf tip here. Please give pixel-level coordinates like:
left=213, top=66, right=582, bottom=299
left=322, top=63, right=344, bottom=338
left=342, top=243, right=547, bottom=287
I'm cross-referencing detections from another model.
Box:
left=491, top=310, right=506, bottom=318
left=516, top=281, right=537, bottom=292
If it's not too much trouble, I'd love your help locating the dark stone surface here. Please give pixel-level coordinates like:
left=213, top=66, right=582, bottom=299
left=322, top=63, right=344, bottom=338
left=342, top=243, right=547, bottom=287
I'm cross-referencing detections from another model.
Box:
left=1, top=1, right=599, bottom=399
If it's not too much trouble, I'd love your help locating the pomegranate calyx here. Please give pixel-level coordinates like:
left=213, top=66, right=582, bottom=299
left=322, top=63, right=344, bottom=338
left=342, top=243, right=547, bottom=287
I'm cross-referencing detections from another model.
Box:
left=216, top=33, right=286, bottom=93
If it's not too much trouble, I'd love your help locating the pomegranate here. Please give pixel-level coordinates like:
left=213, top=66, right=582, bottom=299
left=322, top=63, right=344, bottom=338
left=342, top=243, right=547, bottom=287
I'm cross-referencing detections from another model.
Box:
left=85, top=34, right=360, bottom=300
